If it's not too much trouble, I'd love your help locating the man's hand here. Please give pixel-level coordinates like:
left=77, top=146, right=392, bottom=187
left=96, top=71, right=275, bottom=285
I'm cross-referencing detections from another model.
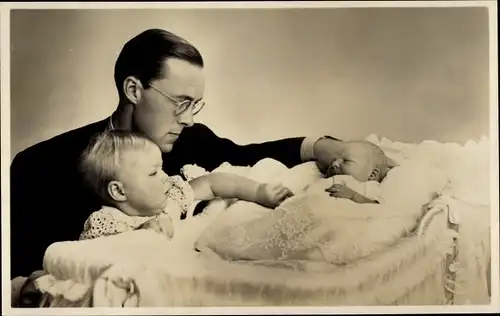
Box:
left=325, top=183, right=357, bottom=200
left=137, top=215, right=174, bottom=239
left=257, top=183, right=294, bottom=208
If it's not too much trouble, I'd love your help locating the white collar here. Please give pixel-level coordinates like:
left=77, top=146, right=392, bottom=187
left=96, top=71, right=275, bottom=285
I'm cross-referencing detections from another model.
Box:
left=107, top=114, right=115, bottom=131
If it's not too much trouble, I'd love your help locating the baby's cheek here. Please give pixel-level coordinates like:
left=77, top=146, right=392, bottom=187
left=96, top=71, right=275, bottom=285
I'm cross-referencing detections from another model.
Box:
left=343, top=164, right=369, bottom=182
left=340, top=164, right=356, bottom=177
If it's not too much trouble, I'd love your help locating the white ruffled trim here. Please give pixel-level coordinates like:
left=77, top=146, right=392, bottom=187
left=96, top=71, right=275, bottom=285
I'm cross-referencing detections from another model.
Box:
left=35, top=274, right=91, bottom=302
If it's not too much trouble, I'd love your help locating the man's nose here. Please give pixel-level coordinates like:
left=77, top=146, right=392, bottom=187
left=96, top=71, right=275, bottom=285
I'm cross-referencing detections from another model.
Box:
left=177, top=109, right=194, bottom=127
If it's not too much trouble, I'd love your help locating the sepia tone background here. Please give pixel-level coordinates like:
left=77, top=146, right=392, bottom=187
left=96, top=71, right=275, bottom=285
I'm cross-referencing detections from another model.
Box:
left=10, top=7, right=490, bottom=159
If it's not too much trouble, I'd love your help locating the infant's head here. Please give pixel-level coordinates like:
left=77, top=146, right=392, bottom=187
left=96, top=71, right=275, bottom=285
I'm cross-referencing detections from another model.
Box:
left=80, top=130, right=172, bottom=216
left=328, top=140, right=390, bottom=182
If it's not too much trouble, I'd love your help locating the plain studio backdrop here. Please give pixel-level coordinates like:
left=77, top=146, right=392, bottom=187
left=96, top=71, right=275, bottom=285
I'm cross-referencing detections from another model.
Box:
left=10, top=7, right=490, bottom=158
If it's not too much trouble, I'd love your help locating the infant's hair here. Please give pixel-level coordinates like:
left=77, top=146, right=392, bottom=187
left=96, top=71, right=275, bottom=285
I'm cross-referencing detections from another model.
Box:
left=79, top=129, right=158, bottom=203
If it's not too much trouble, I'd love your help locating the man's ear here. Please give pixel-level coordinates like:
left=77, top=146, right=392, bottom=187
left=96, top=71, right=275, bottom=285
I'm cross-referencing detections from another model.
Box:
left=123, top=76, right=144, bottom=105
left=108, top=181, right=127, bottom=202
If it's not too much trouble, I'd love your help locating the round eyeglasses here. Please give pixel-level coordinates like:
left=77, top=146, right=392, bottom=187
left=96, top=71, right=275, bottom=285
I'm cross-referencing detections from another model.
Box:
left=149, top=83, right=206, bottom=116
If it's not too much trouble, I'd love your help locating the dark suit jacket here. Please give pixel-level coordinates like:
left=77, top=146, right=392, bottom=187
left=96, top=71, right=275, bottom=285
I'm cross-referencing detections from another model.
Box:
left=10, top=118, right=306, bottom=278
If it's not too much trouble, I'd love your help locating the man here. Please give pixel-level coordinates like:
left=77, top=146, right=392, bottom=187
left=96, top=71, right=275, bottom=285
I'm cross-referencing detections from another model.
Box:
left=10, top=28, right=358, bottom=303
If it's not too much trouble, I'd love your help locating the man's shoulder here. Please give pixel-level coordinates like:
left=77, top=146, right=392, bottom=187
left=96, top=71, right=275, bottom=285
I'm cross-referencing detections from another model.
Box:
left=12, top=118, right=108, bottom=167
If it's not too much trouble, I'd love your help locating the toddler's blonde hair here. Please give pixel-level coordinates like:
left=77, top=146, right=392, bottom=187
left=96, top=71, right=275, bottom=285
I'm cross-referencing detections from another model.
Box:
left=79, top=130, right=158, bottom=203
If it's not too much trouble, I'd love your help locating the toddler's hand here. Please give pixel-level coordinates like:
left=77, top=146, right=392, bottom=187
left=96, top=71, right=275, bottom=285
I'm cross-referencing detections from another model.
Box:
left=325, top=183, right=357, bottom=200
left=257, top=183, right=294, bottom=208
left=137, top=215, right=174, bottom=239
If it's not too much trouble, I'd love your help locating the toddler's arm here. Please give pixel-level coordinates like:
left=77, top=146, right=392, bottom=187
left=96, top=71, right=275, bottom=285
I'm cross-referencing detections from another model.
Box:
left=189, top=172, right=294, bottom=208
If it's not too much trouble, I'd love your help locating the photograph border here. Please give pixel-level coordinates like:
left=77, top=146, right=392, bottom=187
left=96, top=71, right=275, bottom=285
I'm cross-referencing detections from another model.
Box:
left=1, top=1, right=498, bottom=315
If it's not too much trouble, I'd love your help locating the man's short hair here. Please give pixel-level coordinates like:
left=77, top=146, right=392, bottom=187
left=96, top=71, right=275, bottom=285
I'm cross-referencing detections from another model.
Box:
left=114, top=28, right=204, bottom=98
left=79, top=130, right=158, bottom=203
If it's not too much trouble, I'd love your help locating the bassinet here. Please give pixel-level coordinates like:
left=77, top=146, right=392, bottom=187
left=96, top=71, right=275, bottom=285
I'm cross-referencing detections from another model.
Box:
left=32, top=135, right=492, bottom=308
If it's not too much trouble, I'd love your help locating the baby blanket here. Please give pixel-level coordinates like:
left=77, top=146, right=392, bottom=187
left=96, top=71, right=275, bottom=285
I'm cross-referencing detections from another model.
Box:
left=195, top=160, right=449, bottom=265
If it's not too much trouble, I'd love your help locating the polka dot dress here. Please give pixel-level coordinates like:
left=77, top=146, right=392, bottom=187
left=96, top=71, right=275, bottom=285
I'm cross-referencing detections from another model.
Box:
left=79, top=176, right=195, bottom=240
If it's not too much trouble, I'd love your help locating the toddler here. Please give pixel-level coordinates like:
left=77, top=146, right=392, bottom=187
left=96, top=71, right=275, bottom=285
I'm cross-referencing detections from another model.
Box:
left=78, top=130, right=294, bottom=240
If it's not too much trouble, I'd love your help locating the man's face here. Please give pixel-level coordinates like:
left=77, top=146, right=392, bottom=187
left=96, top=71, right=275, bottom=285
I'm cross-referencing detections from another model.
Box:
left=133, top=58, right=206, bottom=152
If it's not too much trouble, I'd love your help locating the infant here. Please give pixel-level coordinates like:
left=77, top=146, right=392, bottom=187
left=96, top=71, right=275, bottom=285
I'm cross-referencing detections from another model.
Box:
left=307, top=140, right=395, bottom=204
left=194, top=140, right=402, bottom=263
left=78, top=130, right=294, bottom=240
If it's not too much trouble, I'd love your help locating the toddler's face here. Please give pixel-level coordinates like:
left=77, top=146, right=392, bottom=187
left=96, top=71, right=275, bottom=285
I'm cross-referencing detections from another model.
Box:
left=115, top=145, right=173, bottom=216
left=327, top=141, right=388, bottom=182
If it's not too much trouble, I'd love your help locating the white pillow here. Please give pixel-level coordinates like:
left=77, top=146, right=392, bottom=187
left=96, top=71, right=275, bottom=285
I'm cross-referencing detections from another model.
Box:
left=380, top=161, right=449, bottom=207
